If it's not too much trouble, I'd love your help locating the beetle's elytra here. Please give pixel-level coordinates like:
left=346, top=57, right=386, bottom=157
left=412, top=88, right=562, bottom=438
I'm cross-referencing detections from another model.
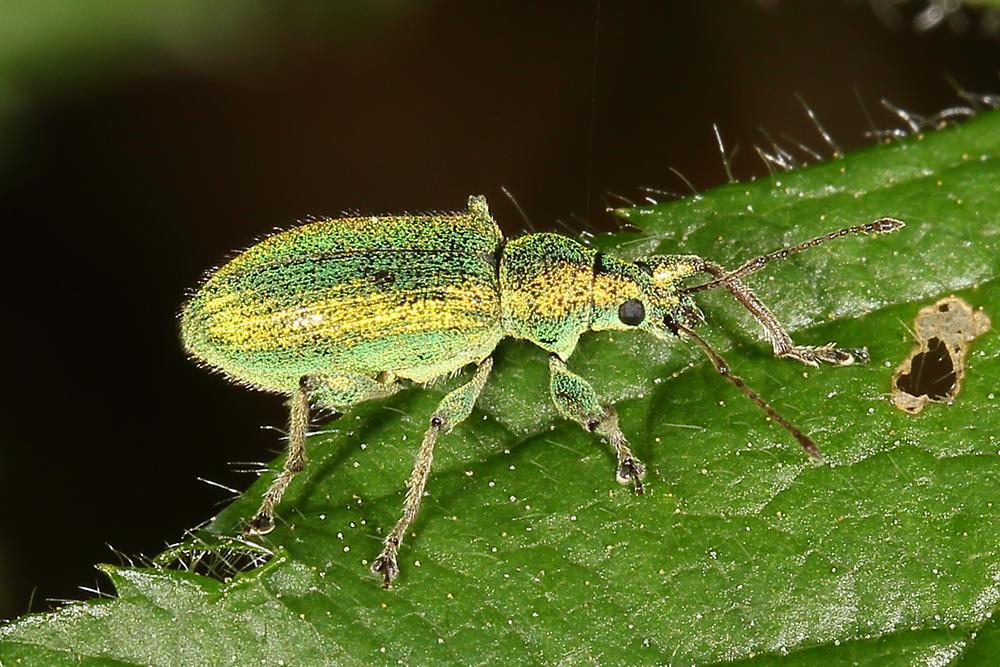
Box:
left=181, top=194, right=903, bottom=586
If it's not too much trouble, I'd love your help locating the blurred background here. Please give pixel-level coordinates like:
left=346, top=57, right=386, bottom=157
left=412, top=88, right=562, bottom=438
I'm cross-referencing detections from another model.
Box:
left=1, top=0, right=997, bottom=621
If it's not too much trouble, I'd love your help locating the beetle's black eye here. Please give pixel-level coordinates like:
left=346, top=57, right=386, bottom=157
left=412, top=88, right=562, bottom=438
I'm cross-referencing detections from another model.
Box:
left=618, top=299, right=645, bottom=326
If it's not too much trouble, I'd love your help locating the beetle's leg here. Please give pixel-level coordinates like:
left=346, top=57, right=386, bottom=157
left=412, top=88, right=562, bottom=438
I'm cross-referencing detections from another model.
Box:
left=372, top=357, right=493, bottom=588
left=245, top=371, right=399, bottom=536
left=698, top=260, right=869, bottom=367
left=548, top=355, right=646, bottom=494
left=244, top=381, right=310, bottom=536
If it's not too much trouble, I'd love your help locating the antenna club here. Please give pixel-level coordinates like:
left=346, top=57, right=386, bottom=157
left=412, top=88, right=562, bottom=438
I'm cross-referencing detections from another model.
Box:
left=871, top=217, right=906, bottom=233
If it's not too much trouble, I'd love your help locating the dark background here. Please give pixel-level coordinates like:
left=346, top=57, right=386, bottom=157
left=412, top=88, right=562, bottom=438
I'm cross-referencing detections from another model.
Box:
left=1, top=1, right=997, bottom=621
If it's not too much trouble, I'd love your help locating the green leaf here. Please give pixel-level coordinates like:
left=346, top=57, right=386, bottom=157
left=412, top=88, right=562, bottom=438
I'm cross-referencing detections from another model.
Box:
left=3, top=112, right=998, bottom=666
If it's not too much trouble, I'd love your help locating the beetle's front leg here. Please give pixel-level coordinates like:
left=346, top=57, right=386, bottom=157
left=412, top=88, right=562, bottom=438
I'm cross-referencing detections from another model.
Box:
left=548, top=355, right=646, bottom=494
left=371, top=357, right=493, bottom=587
left=698, top=260, right=869, bottom=367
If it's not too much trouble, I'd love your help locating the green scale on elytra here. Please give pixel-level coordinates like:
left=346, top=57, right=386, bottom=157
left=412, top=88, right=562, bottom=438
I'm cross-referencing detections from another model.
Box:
left=181, top=194, right=904, bottom=587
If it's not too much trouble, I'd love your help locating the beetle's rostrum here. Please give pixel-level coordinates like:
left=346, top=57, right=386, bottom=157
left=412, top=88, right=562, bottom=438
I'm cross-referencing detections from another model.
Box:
left=180, top=194, right=904, bottom=587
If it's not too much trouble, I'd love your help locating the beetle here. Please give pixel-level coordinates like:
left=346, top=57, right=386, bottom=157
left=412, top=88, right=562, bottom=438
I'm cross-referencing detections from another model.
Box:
left=181, top=194, right=903, bottom=586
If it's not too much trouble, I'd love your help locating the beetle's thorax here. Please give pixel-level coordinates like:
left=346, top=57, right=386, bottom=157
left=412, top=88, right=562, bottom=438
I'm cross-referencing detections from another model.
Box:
left=498, top=234, right=648, bottom=358
left=498, top=233, right=593, bottom=358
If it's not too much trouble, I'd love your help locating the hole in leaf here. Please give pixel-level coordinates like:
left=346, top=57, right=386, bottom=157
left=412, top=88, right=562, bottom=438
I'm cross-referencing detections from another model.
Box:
left=895, top=337, right=955, bottom=400
left=891, top=295, right=991, bottom=415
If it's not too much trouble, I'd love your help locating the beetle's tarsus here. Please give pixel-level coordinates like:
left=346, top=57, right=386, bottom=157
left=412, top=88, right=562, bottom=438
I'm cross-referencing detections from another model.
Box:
left=371, top=551, right=399, bottom=588
left=782, top=343, right=870, bottom=367
left=831, top=346, right=869, bottom=365
left=616, top=456, right=646, bottom=494
left=244, top=512, right=275, bottom=536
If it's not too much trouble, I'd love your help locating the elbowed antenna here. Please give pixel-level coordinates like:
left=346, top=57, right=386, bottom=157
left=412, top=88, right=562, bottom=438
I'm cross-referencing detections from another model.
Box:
left=665, top=317, right=823, bottom=460
left=683, top=217, right=905, bottom=294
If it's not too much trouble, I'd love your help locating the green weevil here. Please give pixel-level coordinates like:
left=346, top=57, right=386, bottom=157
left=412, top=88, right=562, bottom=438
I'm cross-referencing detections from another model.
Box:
left=181, top=194, right=903, bottom=586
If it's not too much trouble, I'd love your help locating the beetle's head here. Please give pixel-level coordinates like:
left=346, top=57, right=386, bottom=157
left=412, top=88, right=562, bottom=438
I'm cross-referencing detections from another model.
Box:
left=634, top=254, right=706, bottom=339
left=590, top=253, right=705, bottom=339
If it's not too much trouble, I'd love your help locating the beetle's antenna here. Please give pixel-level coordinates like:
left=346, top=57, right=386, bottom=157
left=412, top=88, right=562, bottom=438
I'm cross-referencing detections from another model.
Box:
left=666, top=318, right=823, bottom=460
left=682, top=217, right=904, bottom=295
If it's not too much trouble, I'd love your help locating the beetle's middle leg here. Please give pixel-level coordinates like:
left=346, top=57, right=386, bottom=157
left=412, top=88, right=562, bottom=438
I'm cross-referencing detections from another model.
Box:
left=245, top=371, right=400, bottom=536
left=548, top=355, right=646, bottom=494
left=371, top=357, right=493, bottom=587
left=698, top=260, right=869, bottom=367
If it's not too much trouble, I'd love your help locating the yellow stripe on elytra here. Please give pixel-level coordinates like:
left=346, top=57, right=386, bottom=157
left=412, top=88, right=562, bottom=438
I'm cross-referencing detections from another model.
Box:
left=204, top=282, right=498, bottom=352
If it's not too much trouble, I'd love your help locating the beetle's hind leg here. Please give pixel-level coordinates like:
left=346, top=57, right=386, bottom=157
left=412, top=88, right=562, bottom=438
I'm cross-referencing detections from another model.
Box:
left=548, top=356, right=646, bottom=494
left=244, top=371, right=400, bottom=537
left=372, top=358, right=493, bottom=587
left=244, top=381, right=310, bottom=536
left=699, top=260, right=869, bottom=367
